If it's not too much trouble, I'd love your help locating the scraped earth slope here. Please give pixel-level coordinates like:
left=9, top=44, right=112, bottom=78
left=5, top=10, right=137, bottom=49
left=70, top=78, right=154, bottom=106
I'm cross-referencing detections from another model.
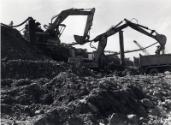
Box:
left=1, top=24, right=68, bottom=79
left=1, top=24, right=47, bottom=60
left=1, top=73, right=171, bottom=125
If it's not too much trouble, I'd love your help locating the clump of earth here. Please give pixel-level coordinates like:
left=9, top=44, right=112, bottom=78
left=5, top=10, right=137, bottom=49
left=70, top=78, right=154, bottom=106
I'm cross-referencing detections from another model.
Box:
left=2, top=72, right=171, bottom=125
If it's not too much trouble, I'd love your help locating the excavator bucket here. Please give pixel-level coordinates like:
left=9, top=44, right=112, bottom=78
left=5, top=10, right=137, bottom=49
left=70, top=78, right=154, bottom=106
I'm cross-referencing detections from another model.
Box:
left=74, top=35, right=87, bottom=45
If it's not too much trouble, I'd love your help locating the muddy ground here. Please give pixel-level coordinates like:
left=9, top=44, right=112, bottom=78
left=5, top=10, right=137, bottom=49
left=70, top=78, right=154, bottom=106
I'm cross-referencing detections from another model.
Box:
left=1, top=24, right=171, bottom=125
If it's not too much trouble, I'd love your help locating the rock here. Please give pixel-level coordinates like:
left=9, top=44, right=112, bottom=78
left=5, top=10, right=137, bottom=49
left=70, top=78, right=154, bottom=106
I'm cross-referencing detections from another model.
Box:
left=35, top=110, right=44, bottom=115
left=55, top=72, right=68, bottom=81
left=163, top=112, right=171, bottom=125
left=79, top=98, right=87, bottom=104
left=87, top=102, right=99, bottom=113
left=12, top=121, right=17, bottom=125
left=127, top=114, right=138, bottom=125
left=86, top=85, right=146, bottom=116
left=2, top=95, right=16, bottom=105
left=1, top=79, right=13, bottom=88
left=149, top=106, right=162, bottom=116
left=164, top=99, right=171, bottom=110
left=1, top=119, right=14, bottom=125
left=33, top=110, right=60, bottom=125
left=24, top=106, right=34, bottom=116
left=40, top=93, right=54, bottom=104
left=141, top=98, right=154, bottom=108
left=99, top=123, right=105, bottom=125
left=1, top=104, right=12, bottom=114
left=14, top=79, right=32, bottom=86
left=109, top=113, right=139, bottom=125
left=34, top=107, right=69, bottom=125
left=68, top=116, right=84, bottom=125
left=109, top=113, right=127, bottom=125
left=15, top=83, right=45, bottom=104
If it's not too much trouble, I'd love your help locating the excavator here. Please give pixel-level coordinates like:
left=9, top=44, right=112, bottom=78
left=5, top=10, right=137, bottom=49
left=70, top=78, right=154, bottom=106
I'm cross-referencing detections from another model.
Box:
left=22, top=8, right=95, bottom=44
left=90, top=18, right=167, bottom=67
left=10, top=8, right=95, bottom=44
left=10, top=8, right=95, bottom=61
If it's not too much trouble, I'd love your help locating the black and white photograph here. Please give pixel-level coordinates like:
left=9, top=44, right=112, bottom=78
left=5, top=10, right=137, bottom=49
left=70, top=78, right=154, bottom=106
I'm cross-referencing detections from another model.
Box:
left=1, top=0, right=171, bottom=124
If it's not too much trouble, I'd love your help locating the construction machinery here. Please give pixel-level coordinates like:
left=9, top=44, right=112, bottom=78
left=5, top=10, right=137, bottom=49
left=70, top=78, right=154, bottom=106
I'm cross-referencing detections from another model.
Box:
left=138, top=54, right=171, bottom=74
left=23, top=8, right=95, bottom=44
left=90, top=18, right=167, bottom=68
left=10, top=8, right=95, bottom=61
left=88, top=18, right=170, bottom=74
left=69, top=18, right=168, bottom=73
left=9, top=10, right=170, bottom=74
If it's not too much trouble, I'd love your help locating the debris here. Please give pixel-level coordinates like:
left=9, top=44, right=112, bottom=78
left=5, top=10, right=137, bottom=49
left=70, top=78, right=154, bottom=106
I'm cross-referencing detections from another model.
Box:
left=2, top=72, right=171, bottom=125
left=108, top=113, right=127, bottom=125
left=1, top=16, right=171, bottom=125
left=141, top=98, right=154, bottom=108
left=1, top=24, right=47, bottom=60
left=127, top=114, right=138, bottom=125
left=35, top=110, right=44, bottom=115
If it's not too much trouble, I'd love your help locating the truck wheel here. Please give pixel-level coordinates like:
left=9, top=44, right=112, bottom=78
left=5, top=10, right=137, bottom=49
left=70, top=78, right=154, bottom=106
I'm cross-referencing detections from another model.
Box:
left=148, top=68, right=158, bottom=75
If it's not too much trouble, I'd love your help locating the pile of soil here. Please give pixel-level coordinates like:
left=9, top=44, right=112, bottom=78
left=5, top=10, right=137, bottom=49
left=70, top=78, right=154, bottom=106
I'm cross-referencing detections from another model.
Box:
left=1, top=24, right=47, bottom=60
left=1, top=72, right=171, bottom=125
left=1, top=23, right=85, bottom=62
left=1, top=24, right=73, bottom=79
left=1, top=60, right=69, bottom=79
left=1, top=23, right=171, bottom=125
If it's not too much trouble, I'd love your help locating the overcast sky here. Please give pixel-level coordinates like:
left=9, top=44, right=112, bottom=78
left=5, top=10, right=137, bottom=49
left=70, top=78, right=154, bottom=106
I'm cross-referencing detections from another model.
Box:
left=1, top=0, right=171, bottom=59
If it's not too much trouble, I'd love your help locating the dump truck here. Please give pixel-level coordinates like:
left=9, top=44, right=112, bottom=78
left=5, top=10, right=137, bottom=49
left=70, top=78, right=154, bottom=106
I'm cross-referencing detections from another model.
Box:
left=88, top=18, right=167, bottom=68
left=136, top=54, right=171, bottom=74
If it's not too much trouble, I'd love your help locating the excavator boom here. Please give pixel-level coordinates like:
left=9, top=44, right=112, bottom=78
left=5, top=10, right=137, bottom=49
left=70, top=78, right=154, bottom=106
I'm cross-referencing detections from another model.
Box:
left=94, top=19, right=166, bottom=49
left=92, top=18, right=167, bottom=66
left=46, top=8, right=95, bottom=44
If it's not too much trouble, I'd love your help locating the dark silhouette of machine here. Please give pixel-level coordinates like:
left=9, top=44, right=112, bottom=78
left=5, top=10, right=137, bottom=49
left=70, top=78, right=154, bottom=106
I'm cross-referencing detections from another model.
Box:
left=10, top=8, right=95, bottom=60
left=23, top=8, right=95, bottom=45
left=9, top=9, right=170, bottom=73
left=90, top=18, right=167, bottom=68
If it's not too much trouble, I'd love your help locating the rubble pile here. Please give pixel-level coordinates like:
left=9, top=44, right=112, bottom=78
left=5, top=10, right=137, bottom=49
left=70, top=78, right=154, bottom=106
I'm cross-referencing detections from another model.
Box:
left=1, top=23, right=171, bottom=125
left=1, top=24, right=48, bottom=60
left=1, top=72, right=171, bottom=125
left=1, top=60, right=69, bottom=79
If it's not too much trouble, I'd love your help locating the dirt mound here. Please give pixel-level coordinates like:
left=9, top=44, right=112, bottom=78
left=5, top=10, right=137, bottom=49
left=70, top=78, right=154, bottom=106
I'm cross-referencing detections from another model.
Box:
left=3, top=72, right=171, bottom=124
left=1, top=23, right=171, bottom=124
left=1, top=24, right=47, bottom=60
left=1, top=60, right=69, bottom=79
left=2, top=74, right=145, bottom=124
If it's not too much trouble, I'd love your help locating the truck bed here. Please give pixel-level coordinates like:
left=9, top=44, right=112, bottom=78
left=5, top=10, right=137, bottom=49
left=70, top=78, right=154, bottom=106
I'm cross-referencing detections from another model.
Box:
left=140, top=54, right=171, bottom=66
